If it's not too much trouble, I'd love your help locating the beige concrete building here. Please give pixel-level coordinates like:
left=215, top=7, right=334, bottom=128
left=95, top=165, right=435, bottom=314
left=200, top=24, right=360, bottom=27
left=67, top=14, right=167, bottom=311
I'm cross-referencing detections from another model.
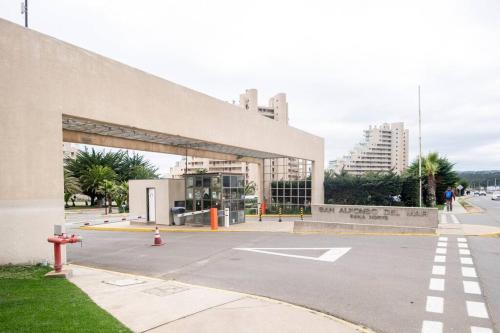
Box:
left=0, top=18, right=323, bottom=264
left=330, top=122, right=409, bottom=175
left=128, top=179, right=185, bottom=225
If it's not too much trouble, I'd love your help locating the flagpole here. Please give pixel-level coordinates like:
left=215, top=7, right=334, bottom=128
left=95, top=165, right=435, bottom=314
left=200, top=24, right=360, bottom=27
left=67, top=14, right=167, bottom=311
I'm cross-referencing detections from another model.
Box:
left=418, top=85, right=422, bottom=207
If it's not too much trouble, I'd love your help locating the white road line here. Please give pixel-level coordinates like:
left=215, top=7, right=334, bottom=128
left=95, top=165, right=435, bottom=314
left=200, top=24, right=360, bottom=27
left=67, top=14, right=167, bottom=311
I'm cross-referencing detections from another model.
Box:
left=462, top=266, right=478, bottom=278
left=463, top=281, right=482, bottom=295
left=470, top=326, right=493, bottom=333
left=421, top=320, right=443, bottom=333
left=437, top=242, right=447, bottom=247
left=429, top=278, right=445, bottom=291
left=457, top=237, right=467, bottom=243
left=438, top=236, right=448, bottom=241
left=426, top=296, right=444, bottom=313
left=460, top=249, right=471, bottom=255
left=451, top=215, right=460, bottom=224
left=462, top=267, right=477, bottom=278
left=460, top=257, right=473, bottom=265
left=434, top=255, right=446, bottom=263
left=436, top=248, right=447, bottom=254
left=466, top=301, right=489, bottom=319
left=440, top=214, right=448, bottom=224
left=432, top=265, right=446, bottom=275
left=458, top=243, right=469, bottom=249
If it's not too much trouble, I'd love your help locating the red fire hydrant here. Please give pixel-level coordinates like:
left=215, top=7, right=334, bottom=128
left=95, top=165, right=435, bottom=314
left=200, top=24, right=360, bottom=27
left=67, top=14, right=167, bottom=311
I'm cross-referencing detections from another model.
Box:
left=47, top=234, right=82, bottom=273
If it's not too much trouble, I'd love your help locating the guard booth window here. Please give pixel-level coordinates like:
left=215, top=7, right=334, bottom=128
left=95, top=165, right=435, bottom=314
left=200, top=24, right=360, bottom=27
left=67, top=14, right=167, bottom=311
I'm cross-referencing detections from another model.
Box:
left=184, top=173, right=245, bottom=224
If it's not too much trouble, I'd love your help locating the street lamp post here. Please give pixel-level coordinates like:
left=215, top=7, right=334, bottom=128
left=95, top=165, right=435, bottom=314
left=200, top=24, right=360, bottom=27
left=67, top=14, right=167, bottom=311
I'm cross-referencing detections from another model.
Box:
left=21, top=1, right=28, bottom=28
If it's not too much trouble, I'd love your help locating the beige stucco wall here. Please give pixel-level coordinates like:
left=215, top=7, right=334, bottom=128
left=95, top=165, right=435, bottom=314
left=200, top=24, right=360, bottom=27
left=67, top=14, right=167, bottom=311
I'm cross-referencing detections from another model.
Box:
left=0, top=18, right=324, bottom=264
left=129, top=179, right=185, bottom=225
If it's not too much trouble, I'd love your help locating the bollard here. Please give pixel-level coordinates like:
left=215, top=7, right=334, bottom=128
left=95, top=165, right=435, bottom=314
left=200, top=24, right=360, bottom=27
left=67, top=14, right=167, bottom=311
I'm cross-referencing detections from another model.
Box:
left=278, top=207, right=282, bottom=222
left=261, top=202, right=266, bottom=216
left=300, top=207, right=304, bottom=221
left=258, top=204, right=262, bottom=222
left=210, top=208, right=218, bottom=230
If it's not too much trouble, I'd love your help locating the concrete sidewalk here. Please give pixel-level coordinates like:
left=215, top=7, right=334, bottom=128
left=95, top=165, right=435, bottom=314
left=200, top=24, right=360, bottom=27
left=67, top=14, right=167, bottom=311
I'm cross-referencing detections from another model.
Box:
left=68, top=265, right=371, bottom=333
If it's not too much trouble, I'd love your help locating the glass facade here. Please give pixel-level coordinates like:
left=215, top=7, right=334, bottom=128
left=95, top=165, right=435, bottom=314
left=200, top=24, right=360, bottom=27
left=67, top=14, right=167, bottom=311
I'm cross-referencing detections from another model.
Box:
left=263, top=158, right=312, bottom=214
left=185, top=173, right=245, bottom=224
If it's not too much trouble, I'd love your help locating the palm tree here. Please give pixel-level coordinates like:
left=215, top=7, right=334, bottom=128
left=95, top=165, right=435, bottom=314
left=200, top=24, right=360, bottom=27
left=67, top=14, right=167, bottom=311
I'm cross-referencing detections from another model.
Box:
left=422, top=152, right=440, bottom=207
left=99, top=179, right=116, bottom=214
left=79, top=165, right=116, bottom=206
left=64, top=169, right=81, bottom=208
left=113, top=181, right=129, bottom=213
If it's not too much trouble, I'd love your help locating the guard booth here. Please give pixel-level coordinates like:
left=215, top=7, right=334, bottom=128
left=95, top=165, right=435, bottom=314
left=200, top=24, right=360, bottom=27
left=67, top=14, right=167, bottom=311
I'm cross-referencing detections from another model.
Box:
left=184, top=173, right=245, bottom=225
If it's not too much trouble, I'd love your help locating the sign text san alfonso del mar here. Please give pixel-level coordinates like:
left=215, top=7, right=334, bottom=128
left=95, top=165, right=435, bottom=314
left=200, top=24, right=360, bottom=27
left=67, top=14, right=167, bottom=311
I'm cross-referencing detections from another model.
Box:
left=312, top=204, right=438, bottom=228
left=317, top=206, right=428, bottom=221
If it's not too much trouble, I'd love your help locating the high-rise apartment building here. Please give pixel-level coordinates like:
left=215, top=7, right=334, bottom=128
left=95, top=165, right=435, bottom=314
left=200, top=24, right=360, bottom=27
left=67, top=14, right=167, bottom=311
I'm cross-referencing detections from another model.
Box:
left=330, top=122, right=409, bottom=175
left=171, top=89, right=307, bottom=201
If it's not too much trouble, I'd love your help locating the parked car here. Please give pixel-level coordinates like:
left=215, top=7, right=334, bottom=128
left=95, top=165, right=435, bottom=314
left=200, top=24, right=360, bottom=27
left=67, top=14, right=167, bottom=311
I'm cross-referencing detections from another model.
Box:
left=492, top=192, right=500, bottom=200
left=479, top=191, right=487, bottom=196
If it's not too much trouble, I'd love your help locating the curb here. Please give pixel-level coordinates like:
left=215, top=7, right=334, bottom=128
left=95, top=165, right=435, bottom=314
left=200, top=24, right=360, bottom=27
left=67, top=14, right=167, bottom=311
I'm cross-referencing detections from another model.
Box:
left=79, top=226, right=290, bottom=233
left=80, top=225, right=437, bottom=236
left=69, top=264, right=377, bottom=333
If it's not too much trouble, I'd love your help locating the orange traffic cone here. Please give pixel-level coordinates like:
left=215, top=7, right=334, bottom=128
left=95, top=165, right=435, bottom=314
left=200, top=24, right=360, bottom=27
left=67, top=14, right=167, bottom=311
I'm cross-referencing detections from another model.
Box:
left=152, top=226, right=164, bottom=246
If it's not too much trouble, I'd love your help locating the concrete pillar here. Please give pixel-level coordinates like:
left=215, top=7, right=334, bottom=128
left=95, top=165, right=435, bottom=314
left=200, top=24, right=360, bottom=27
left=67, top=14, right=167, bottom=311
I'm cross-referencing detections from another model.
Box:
left=257, top=160, right=265, bottom=205
left=311, top=159, right=325, bottom=205
left=0, top=21, right=65, bottom=264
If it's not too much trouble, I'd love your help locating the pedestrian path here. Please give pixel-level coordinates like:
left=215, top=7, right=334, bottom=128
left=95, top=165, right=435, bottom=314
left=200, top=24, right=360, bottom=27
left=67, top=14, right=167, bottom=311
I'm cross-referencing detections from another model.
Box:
left=420, top=236, right=494, bottom=333
left=68, top=265, right=370, bottom=333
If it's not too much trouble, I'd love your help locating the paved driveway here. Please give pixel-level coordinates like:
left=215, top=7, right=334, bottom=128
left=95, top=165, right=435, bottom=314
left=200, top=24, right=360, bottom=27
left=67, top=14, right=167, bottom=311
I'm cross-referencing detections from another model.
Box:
left=68, top=225, right=498, bottom=333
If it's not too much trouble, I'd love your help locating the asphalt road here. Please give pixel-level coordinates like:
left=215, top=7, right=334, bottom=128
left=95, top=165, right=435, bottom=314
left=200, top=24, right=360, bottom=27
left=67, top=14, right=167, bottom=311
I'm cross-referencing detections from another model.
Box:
left=459, top=196, right=500, bottom=226
left=68, top=225, right=498, bottom=333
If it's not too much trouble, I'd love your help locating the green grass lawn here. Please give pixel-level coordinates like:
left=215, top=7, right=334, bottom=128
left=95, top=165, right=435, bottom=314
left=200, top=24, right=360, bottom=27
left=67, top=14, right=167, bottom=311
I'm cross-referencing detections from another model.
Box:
left=0, top=265, right=131, bottom=333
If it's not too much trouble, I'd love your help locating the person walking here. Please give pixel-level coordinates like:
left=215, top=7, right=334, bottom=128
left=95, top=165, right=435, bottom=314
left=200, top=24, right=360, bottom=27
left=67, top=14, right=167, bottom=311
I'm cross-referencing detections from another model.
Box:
left=444, top=187, right=456, bottom=211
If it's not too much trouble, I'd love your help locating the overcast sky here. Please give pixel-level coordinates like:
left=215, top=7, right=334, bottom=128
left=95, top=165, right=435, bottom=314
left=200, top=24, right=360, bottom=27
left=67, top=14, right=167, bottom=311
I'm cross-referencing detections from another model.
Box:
left=2, top=0, right=499, bottom=173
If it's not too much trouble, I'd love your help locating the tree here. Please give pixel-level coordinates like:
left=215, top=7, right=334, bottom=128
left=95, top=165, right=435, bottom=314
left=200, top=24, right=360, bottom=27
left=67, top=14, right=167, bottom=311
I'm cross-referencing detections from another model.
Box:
left=64, top=169, right=81, bottom=208
left=120, top=153, right=159, bottom=180
left=79, top=165, right=116, bottom=206
left=423, top=153, right=440, bottom=207
left=113, top=181, right=129, bottom=213
left=65, top=149, right=158, bottom=205
left=406, top=153, right=459, bottom=206
left=99, top=179, right=116, bottom=214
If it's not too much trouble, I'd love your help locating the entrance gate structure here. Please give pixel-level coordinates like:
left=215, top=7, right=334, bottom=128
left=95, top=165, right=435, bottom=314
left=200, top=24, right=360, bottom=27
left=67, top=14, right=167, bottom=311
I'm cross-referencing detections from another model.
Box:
left=0, top=18, right=324, bottom=264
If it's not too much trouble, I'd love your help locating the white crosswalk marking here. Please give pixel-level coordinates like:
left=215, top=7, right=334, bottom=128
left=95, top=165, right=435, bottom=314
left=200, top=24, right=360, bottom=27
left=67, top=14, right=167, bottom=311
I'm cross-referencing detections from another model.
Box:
left=460, top=257, right=473, bottom=265
left=432, top=265, right=446, bottom=275
left=429, top=278, right=445, bottom=291
left=421, top=320, right=443, bottom=333
left=436, top=248, right=447, bottom=254
left=460, top=249, right=471, bottom=255
left=437, top=242, right=447, bottom=247
left=463, top=281, right=481, bottom=295
left=434, top=255, right=446, bottom=263
left=426, top=296, right=444, bottom=313
left=466, top=301, right=489, bottom=318
left=457, top=237, right=467, bottom=242
left=458, top=243, right=468, bottom=249
left=462, top=267, right=478, bottom=278
left=451, top=214, right=460, bottom=224
left=438, top=237, right=448, bottom=241
left=470, top=327, right=493, bottom=333
left=440, top=214, right=448, bottom=224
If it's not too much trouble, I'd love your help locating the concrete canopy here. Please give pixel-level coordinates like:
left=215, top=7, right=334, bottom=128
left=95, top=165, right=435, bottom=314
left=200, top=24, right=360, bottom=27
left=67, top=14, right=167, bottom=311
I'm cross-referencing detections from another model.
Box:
left=0, top=18, right=324, bottom=264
